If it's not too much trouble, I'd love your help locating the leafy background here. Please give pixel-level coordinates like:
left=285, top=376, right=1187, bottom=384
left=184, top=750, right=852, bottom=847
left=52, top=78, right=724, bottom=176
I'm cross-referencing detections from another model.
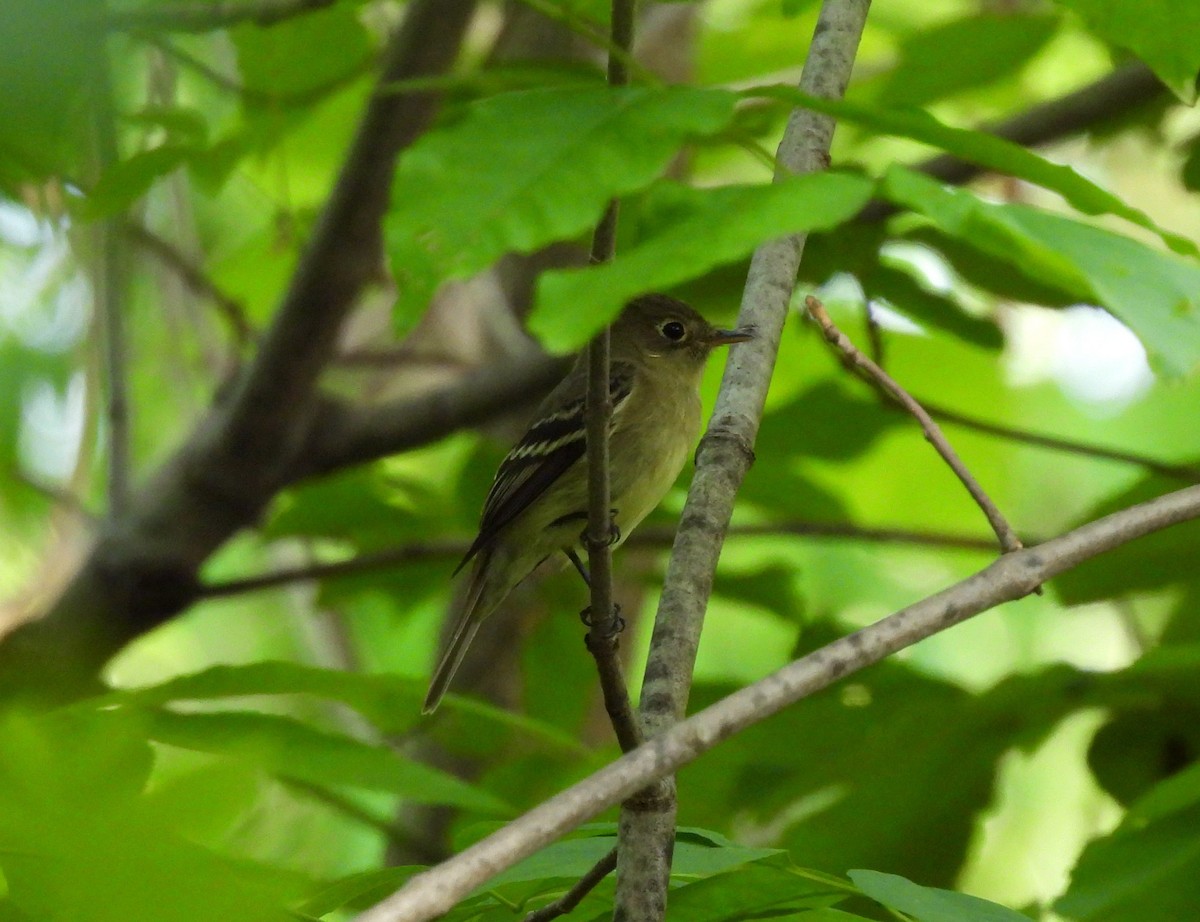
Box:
left=2, top=0, right=1200, bottom=920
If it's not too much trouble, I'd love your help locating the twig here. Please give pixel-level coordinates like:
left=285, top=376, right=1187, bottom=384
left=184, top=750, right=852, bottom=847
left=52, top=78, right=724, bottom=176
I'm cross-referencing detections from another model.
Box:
left=196, top=522, right=999, bottom=598
left=523, top=847, right=618, bottom=922
left=105, top=0, right=339, bottom=33
left=580, top=0, right=643, bottom=761
left=924, top=402, right=1200, bottom=484
left=93, top=58, right=132, bottom=517
left=618, top=1, right=873, bottom=919
left=806, top=295, right=1023, bottom=554
left=352, top=483, right=1200, bottom=922
left=124, top=222, right=256, bottom=347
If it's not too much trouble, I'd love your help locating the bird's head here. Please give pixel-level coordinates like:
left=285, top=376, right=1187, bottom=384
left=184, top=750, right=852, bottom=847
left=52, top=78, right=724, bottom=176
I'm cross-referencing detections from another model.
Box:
left=612, top=294, right=752, bottom=370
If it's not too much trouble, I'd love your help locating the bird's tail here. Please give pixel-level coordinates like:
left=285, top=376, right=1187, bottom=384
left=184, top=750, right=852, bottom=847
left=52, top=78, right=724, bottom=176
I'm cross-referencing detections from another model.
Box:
left=422, top=551, right=491, bottom=714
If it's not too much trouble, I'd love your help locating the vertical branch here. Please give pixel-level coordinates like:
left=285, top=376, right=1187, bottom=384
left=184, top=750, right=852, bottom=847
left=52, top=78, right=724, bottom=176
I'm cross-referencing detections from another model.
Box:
left=616, top=0, right=873, bottom=917
left=94, top=56, right=131, bottom=515
left=583, top=0, right=641, bottom=756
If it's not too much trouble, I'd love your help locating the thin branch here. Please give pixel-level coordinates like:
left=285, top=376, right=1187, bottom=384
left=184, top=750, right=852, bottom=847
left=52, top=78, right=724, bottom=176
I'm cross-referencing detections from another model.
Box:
left=197, top=523, right=998, bottom=599
left=581, top=0, right=643, bottom=762
left=124, top=222, right=256, bottom=347
left=806, top=295, right=1023, bottom=553
left=619, top=1, right=872, bottom=918
left=858, top=62, right=1165, bottom=223
left=353, top=483, right=1200, bottom=922
left=94, top=59, right=132, bottom=516
left=106, top=0, right=339, bottom=33
left=923, top=402, right=1200, bottom=484
left=523, top=847, right=618, bottom=922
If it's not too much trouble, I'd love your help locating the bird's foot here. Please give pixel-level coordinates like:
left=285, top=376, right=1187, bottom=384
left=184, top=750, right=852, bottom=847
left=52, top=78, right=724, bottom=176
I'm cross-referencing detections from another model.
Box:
left=579, top=602, right=625, bottom=639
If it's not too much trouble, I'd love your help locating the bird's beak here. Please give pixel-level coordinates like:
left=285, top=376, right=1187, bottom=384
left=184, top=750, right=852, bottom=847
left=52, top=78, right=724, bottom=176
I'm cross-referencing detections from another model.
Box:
left=707, top=327, right=754, bottom=347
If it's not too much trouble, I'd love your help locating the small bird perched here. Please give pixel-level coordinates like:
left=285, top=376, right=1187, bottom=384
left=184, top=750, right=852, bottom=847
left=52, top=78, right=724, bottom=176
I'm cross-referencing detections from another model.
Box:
left=423, top=294, right=751, bottom=713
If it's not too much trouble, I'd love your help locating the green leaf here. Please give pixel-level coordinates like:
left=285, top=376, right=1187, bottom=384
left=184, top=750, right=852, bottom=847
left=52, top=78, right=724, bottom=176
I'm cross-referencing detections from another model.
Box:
left=297, top=867, right=421, bottom=917
left=529, top=172, right=875, bottom=351
left=0, top=0, right=103, bottom=189
left=1053, top=0, right=1200, bottom=103
left=865, top=262, right=1003, bottom=350
left=877, top=13, right=1060, bottom=107
left=1055, top=802, right=1200, bottom=921
left=232, top=3, right=371, bottom=99
left=83, top=145, right=191, bottom=218
left=105, top=660, right=586, bottom=753
left=385, top=85, right=738, bottom=329
left=749, top=86, right=1196, bottom=257
left=882, top=167, right=1200, bottom=377
left=851, top=870, right=1032, bottom=921
left=143, top=708, right=510, bottom=814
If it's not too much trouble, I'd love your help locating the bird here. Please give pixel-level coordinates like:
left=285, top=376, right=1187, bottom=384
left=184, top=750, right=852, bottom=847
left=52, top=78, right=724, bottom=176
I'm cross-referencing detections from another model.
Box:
left=422, top=294, right=752, bottom=713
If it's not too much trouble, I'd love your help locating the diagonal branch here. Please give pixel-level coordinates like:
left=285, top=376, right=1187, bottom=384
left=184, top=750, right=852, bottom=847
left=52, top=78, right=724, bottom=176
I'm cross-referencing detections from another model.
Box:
left=806, top=295, right=1022, bottom=553
left=616, top=0, right=873, bottom=915
left=352, top=485, right=1200, bottom=922
left=0, top=0, right=478, bottom=698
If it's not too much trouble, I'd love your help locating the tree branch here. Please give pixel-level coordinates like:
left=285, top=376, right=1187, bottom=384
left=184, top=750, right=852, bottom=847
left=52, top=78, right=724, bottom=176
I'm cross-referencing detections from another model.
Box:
left=0, top=0, right=478, bottom=698
left=106, top=0, right=339, bottom=33
left=523, top=847, right=618, bottom=922
left=197, top=522, right=999, bottom=599
left=353, top=482, right=1200, bottom=922
left=806, top=295, right=1022, bottom=552
left=582, top=0, right=642, bottom=766
left=616, top=0, right=872, bottom=914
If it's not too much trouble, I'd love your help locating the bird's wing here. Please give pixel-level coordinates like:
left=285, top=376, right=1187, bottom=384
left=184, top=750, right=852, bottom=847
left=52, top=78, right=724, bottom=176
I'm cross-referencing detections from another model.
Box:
left=453, top=361, right=635, bottom=574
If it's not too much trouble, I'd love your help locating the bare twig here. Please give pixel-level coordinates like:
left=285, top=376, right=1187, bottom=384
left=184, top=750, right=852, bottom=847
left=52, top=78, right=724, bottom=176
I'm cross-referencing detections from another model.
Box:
left=618, top=1, right=873, bottom=917
left=806, top=295, right=1022, bottom=554
left=924, top=402, right=1200, bottom=484
left=125, top=222, right=256, bottom=347
left=94, top=61, right=131, bottom=516
left=353, top=483, right=1200, bottom=922
left=524, top=846, right=618, bottom=922
left=580, top=0, right=643, bottom=762
left=106, top=0, right=339, bottom=33
left=197, top=522, right=998, bottom=599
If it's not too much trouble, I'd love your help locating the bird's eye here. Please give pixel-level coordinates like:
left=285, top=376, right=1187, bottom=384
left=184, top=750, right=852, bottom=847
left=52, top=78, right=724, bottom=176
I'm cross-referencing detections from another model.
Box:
left=659, top=320, right=686, bottom=342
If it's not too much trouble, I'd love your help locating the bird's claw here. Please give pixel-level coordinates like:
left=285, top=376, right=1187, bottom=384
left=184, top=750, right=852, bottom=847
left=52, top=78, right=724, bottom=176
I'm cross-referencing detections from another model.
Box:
left=579, top=603, right=624, bottom=639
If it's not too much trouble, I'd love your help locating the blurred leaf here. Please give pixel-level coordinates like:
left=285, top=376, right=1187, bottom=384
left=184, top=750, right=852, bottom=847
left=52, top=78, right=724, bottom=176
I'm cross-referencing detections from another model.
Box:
left=531, top=173, right=875, bottom=351
left=882, top=167, right=1200, bottom=377
left=900, top=226, right=1079, bottom=307
left=716, top=564, right=806, bottom=623
left=1089, top=712, right=1200, bottom=808
left=385, top=85, right=737, bottom=330
left=1056, top=801, right=1200, bottom=921
left=851, top=869, right=1032, bottom=921
left=0, top=0, right=103, bottom=188
left=755, top=380, right=900, bottom=464
left=680, top=664, right=1078, bottom=887
left=1054, top=0, right=1200, bottom=103
left=865, top=262, right=1003, bottom=349
left=751, top=87, right=1196, bottom=257
left=83, top=145, right=191, bottom=218
left=107, top=660, right=585, bottom=752
left=232, top=3, right=371, bottom=99
left=143, top=708, right=510, bottom=814
left=877, top=14, right=1059, bottom=107
left=297, top=866, right=420, bottom=917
